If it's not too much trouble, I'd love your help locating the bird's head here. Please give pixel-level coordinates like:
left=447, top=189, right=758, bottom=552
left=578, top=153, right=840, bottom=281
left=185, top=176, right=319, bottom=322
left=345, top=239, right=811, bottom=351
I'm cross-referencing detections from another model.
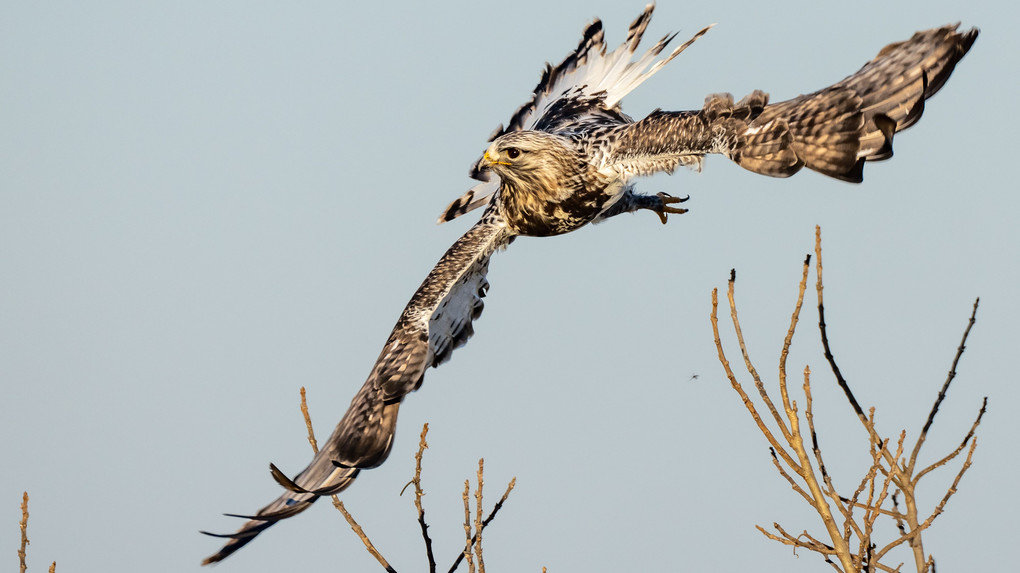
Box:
left=479, top=131, right=577, bottom=182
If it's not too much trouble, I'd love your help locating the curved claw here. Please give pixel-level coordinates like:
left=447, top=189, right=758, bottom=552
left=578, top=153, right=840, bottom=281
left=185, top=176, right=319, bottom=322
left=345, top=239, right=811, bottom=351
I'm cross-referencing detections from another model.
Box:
left=654, top=192, right=690, bottom=224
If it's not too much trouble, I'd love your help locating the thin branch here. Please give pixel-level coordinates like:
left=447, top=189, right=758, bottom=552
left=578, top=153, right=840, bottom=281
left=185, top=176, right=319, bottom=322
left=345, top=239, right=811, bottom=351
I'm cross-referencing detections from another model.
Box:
left=804, top=365, right=863, bottom=547
left=729, top=269, right=794, bottom=444
left=776, top=255, right=812, bottom=432
left=461, top=480, right=475, bottom=573
left=860, top=432, right=905, bottom=567
left=919, top=435, right=979, bottom=530
left=777, top=249, right=856, bottom=572
left=474, top=460, right=485, bottom=573
left=447, top=478, right=516, bottom=573
left=19, top=492, right=29, bottom=573
left=914, top=399, right=986, bottom=484
left=409, top=424, right=436, bottom=573
left=299, top=387, right=319, bottom=454
left=814, top=227, right=866, bottom=425
left=907, top=299, right=980, bottom=474
left=712, top=280, right=800, bottom=472
left=332, top=498, right=398, bottom=573
left=814, top=230, right=908, bottom=491
left=769, top=447, right=814, bottom=505
left=803, top=367, right=833, bottom=493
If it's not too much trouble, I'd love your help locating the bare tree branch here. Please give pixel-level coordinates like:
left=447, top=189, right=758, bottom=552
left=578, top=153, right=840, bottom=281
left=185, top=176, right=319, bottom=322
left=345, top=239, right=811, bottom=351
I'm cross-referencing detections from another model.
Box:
left=299, top=386, right=319, bottom=454
left=908, top=299, right=980, bottom=474
left=717, top=226, right=986, bottom=573
left=447, top=477, right=516, bottom=573
left=461, top=480, right=474, bottom=573
left=914, top=399, right=986, bottom=484
left=408, top=424, right=437, bottom=573
left=19, top=492, right=29, bottom=573
left=474, top=460, right=486, bottom=573
left=712, top=279, right=800, bottom=472
left=729, top=269, right=795, bottom=445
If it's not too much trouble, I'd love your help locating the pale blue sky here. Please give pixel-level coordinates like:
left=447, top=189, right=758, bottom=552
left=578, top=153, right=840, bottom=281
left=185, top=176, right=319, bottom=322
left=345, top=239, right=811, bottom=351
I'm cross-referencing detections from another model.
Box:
left=2, top=1, right=1015, bottom=571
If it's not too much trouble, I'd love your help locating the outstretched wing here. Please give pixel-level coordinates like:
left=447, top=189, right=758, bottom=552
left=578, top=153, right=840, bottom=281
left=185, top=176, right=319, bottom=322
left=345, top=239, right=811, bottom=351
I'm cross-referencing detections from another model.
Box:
left=603, top=24, right=977, bottom=183
left=202, top=213, right=513, bottom=565
left=437, top=4, right=712, bottom=224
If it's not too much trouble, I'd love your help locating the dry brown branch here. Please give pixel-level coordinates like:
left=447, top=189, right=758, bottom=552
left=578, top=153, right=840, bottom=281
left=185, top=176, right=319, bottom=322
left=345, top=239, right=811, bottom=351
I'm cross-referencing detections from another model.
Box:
left=777, top=256, right=813, bottom=431
left=407, top=424, right=437, bottom=573
left=908, top=299, right=980, bottom=475
left=729, top=270, right=797, bottom=448
left=474, top=460, right=485, bottom=573
left=461, top=480, right=475, bottom=573
left=914, top=398, right=986, bottom=485
left=712, top=282, right=798, bottom=472
left=447, top=475, right=516, bottom=573
left=332, top=498, right=398, bottom=573
left=803, top=367, right=833, bottom=490
left=299, top=386, right=320, bottom=454
left=815, top=230, right=870, bottom=433
left=717, top=226, right=986, bottom=573
left=17, top=492, right=55, bottom=573
left=768, top=447, right=814, bottom=504
left=19, top=492, right=28, bottom=573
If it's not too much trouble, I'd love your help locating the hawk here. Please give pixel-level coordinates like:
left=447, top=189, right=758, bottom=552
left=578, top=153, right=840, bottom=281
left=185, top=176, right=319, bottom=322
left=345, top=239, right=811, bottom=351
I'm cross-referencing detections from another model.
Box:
left=203, top=5, right=976, bottom=564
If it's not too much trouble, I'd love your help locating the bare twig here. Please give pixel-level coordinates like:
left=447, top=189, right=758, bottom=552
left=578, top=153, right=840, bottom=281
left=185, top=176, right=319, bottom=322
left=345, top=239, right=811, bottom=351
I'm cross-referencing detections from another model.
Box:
left=815, top=229, right=871, bottom=433
left=914, top=399, right=986, bottom=484
left=474, top=460, right=485, bottom=573
left=907, top=299, right=980, bottom=475
left=407, top=424, right=437, bottom=573
left=19, top=492, right=29, bottom=573
left=729, top=269, right=794, bottom=444
left=768, top=447, right=814, bottom=505
left=332, top=498, right=398, bottom=573
left=803, top=367, right=832, bottom=491
left=712, top=279, right=799, bottom=472
left=461, top=480, right=474, bottom=573
left=777, top=256, right=812, bottom=429
left=299, top=386, right=320, bottom=454
left=448, top=477, right=516, bottom=573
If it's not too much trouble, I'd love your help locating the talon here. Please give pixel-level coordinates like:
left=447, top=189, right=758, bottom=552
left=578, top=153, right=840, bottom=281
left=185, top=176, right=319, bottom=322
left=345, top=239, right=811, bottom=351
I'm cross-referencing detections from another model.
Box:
left=658, top=192, right=690, bottom=204
left=654, top=192, right=689, bottom=224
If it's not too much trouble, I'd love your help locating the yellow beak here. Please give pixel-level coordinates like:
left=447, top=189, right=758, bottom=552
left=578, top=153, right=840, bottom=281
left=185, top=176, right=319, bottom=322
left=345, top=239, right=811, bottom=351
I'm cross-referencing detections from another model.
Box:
left=484, top=150, right=511, bottom=166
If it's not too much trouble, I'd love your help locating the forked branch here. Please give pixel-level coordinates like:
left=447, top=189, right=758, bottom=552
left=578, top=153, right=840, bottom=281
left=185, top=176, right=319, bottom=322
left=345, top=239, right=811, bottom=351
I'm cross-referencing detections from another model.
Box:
left=713, top=226, right=986, bottom=572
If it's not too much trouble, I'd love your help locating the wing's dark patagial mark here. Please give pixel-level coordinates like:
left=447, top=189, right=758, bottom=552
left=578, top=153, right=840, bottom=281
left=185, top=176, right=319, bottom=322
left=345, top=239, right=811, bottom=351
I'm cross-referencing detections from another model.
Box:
left=203, top=5, right=976, bottom=564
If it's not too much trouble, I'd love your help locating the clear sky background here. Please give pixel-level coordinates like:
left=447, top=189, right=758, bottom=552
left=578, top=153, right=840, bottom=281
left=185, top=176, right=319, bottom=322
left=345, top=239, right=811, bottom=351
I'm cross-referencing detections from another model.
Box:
left=2, top=1, right=1015, bottom=571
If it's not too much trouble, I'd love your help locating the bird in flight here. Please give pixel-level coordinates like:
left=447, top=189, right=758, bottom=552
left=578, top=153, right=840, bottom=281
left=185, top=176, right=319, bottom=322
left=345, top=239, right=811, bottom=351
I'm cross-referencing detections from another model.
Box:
left=203, top=5, right=976, bottom=564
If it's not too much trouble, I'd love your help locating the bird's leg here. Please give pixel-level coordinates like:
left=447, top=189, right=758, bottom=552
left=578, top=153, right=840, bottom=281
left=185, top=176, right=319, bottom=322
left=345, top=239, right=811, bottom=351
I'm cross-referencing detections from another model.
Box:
left=595, top=190, right=690, bottom=225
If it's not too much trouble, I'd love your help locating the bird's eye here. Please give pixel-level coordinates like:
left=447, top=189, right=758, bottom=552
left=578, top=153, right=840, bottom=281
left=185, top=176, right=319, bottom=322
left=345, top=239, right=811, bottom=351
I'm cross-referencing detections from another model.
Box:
left=506, top=148, right=521, bottom=159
